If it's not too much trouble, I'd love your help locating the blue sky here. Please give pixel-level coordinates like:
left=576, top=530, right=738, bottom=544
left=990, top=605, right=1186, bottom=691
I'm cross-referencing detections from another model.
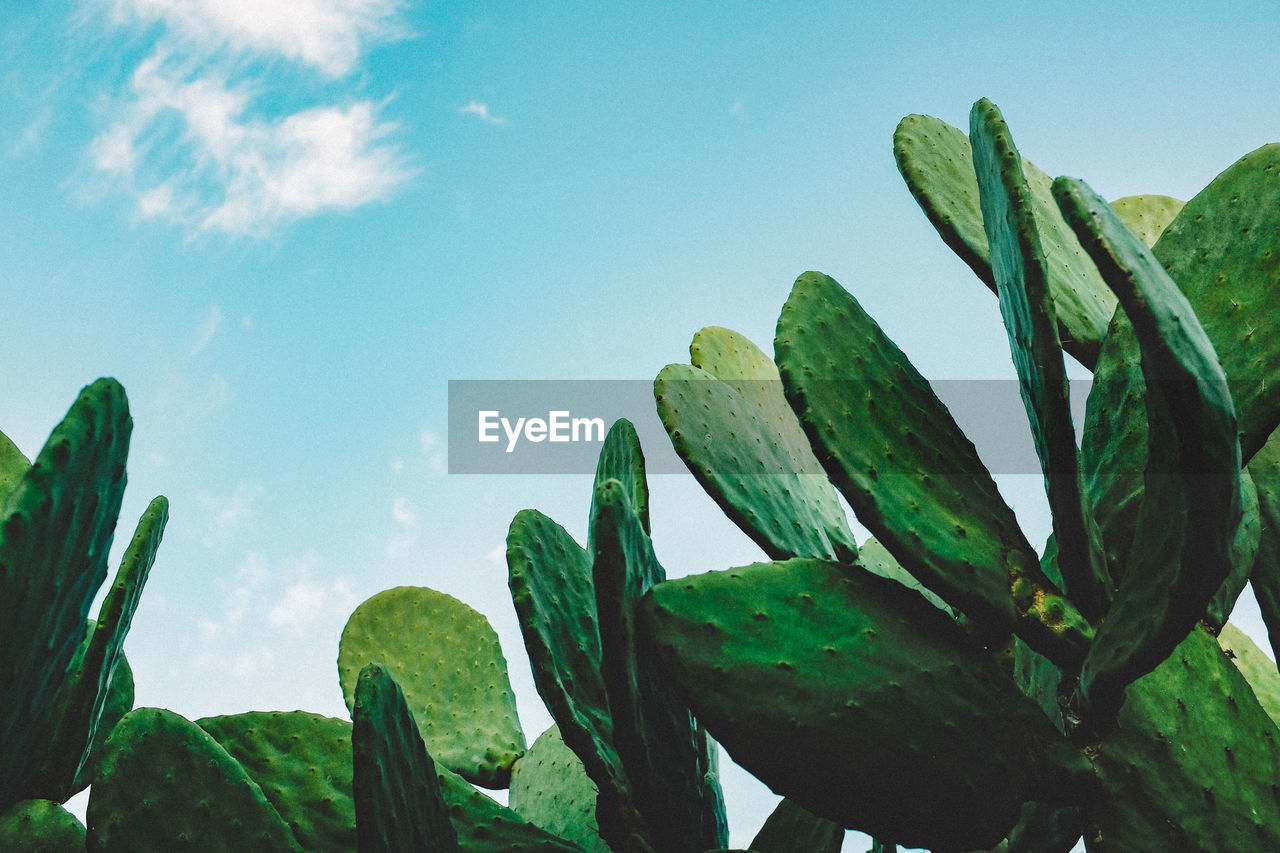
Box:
left=5, top=1, right=1280, bottom=846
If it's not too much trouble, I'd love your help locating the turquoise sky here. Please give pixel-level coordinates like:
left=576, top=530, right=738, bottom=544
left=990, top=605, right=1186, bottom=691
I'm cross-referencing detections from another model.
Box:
left=5, top=2, right=1279, bottom=846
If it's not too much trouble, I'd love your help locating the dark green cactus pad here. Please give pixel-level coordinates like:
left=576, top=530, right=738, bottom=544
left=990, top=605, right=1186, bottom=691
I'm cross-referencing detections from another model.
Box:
left=1109, top=194, right=1185, bottom=247
left=970, top=97, right=1110, bottom=619
left=87, top=707, right=302, bottom=852
left=353, top=663, right=460, bottom=853
left=1247, top=429, right=1280, bottom=662
left=747, top=797, right=843, bottom=853
left=0, top=799, right=86, bottom=852
left=509, top=726, right=611, bottom=853
left=338, top=586, right=525, bottom=788
left=198, top=711, right=357, bottom=853
left=1085, top=626, right=1280, bottom=851
left=506, top=509, right=650, bottom=850
left=437, top=767, right=587, bottom=852
left=1217, top=623, right=1280, bottom=726
left=72, top=643, right=133, bottom=793
left=641, top=558, right=1090, bottom=850
left=774, top=271, right=1091, bottom=665
left=1056, top=176, right=1242, bottom=716
left=0, top=429, right=28, bottom=505
left=654, top=325, right=856, bottom=561
left=29, top=495, right=167, bottom=802
left=1153, top=142, right=1280, bottom=462
left=893, top=113, right=1114, bottom=368
left=0, top=378, right=131, bottom=812
left=589, top=419, right=650, bottom=544
left=1207, top=470, right=1261, bottom=630
left=593, top=478, right=728, bottom=852
left=997, top=802, right=1082, bottom=853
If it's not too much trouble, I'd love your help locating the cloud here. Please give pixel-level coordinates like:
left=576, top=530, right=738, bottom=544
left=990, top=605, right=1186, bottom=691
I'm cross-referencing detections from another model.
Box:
left=197, top=482, right=263, bottom=547
left=104, top=0, right=407, bottom=78
left=87, top=1, right=415, bottom=236
left=268, top=577, right=358, bottom=638
left=385, top=496, right=420, bottom=557
left=189, top=303, right=224, bottom=356
left=459, top=101, right=507, bottom=125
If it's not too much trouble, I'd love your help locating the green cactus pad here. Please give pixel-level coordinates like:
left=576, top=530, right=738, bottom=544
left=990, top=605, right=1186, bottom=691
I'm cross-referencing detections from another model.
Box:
left=87, top=707, right=302, bottom=852
left=1109, top=194, right=1185, bottom=247
left=353, top=663, right=460, bottom=853
left=592, top=478, right=727, bottom=852
left=1248, top=429, right=1280, bottom=662
left=1153, top=143, right=1280, bottom=461
left=437, top=766, right=588, bottom=852
left=747, top=798, right=843, bottom=853
left=654, top=326, right=856, bottom=562
left=506, top=508, right=650, bottom=850
left=509, top=726, right=610, bottom=853
left=641, top=558, right=1090, bottom=850
left=1207, top=471, right=1262, bottom=630
left=72, top=643, right=133, bottom=793
left=0, top=430, right=28, bottom=506
left=893, top=113, right=1114, bottom=368
left=0, top=799, right=85, bottom=852
left=198, top=711, right=357, bottom=853
left=0, top=378, right=131, bottom=812
left=338, top=586, right=525, bottom=788
left=1000, top=802, right=1082, bottom=853
left=1056, top=175, right=1242, bottom=715
left=970, top=98, right=1110, bottom=618
left=775, top=271, right=1091, bottom=665
left=29, top=495, right=167, bottom=802
left=588, top=419, right=650, bottom=544
left=1217, top=623, right=1280, bottom=726
left=1086, top=625, right=1280, bottom=850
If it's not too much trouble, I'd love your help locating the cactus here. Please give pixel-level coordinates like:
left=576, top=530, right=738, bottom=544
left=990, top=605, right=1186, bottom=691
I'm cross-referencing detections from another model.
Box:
left=11, top=93, right=1280, bottom=853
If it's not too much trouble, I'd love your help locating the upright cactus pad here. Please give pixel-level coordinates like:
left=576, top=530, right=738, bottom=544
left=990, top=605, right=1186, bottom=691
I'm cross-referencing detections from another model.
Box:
left=1109, top=194, right=1185, bottom=247
left=775, top=270, right=1091, bottom=664
left=893, top=113, right=1115, bottom=367
left=0, top=799, right=85, bottom=852
left=352, top=663, right=460, bottom=853
left=509, top=726, right=611, bottom=853
left=0, top=378, right=131, bottom=812
left=338, top=586, right=525, bottom=788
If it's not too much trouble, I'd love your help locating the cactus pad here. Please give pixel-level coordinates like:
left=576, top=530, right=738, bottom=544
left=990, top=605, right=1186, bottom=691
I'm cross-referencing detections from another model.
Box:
left=775, top=270, right=1091, bottom=664
left=1086, top=626, right=1280, bottom=850
left=0, top=799, right=85, bottom=852
left=748, top=797, right=843, bottom=853
left=198, top=710, right=357, bottom=853
left=353, top=663, right=459, bottom=852
left=641, top=558, right=1089, bottom=850
left=87, top=707, right=302, bottom=851
left=509, top=726, right=611, bottom=853
left=0, top=378, right=131, bottom=811
left=338, top=586, right=525, bottom=788
left=970, top=97, right=1109, bottom=618
left=1057, top=175, right=1241, bottom=715
left=1109, top=194, right=1185, bottom=247
left=893, top=112, right=1114, bottom=367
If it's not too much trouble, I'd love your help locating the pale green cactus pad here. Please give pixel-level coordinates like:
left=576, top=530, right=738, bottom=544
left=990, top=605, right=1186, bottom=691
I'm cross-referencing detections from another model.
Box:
left=509, top=726, right=611, bottom=853
left=338, top=585, right=525, bottom=788
left=654, top=326, right=857, bottom=561
left=1110, top=194, right=1185, bottom=247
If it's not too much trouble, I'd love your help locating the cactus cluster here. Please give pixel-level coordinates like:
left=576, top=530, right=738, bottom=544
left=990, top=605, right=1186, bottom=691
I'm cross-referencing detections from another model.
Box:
left=5, top=95, right=1280, bottom=851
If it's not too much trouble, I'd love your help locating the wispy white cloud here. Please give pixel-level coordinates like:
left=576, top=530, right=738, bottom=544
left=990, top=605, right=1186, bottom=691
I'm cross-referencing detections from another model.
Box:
left=385, top=496, right=418, bottom=557
left=88, top=0, right=415, bottom=236
left=104, top=0, right=407, bottom=78
left=197, top=482, right=263, bottom=547
left=459, top=100, right=507, bottom=125
left=189, top=303, right=224, bottom=356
